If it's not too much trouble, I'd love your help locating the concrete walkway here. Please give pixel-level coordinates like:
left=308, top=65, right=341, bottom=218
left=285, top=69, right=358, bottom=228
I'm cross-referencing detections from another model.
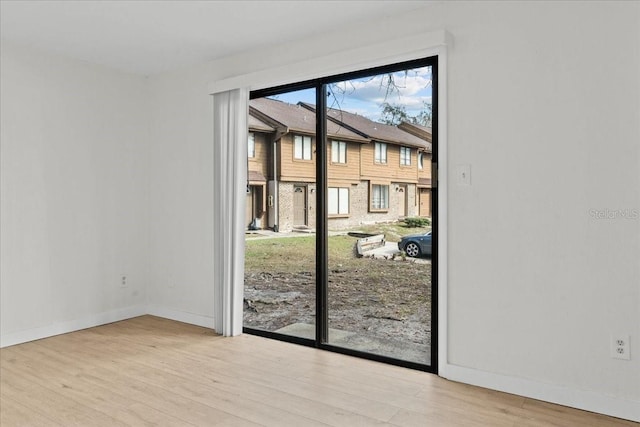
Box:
left=275, top=323, right=430, bottom=365
left=245, top=229, right=348, bottom=239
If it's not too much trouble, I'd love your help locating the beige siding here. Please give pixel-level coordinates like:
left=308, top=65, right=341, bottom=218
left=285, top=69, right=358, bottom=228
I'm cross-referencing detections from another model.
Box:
left=279, top=136, right=363, bottom=183
left=279, top=134, right=316, bottom=182
left=248, top=132, right=271, bottom=181
left=327, top=140, right=361, bottom=183
left=360, top=143, right=419, bottom=183
left=418, top=152, right=433, bottom=184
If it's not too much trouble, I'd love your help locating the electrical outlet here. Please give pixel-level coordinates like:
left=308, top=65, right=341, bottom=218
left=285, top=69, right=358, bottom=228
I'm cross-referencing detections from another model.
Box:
left=120, top=275, right=127, bottom=288
left=611, top=334, right=630, bottom=360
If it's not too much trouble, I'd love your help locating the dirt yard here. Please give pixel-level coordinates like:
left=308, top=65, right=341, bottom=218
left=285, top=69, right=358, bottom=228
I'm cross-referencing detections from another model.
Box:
left=243, top=232, right=432, bottom=363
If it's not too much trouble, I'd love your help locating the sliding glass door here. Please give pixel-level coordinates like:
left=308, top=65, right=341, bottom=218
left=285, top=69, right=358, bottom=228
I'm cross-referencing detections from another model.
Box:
left=325, top=65, right=434, bottom=365
left=244, top=57, right=438, bottom=371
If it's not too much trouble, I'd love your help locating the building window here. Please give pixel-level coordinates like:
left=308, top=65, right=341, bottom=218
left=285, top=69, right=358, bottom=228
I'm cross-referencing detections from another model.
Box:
left=374, top=142, right=387, bottom=164
left=371, top=184, right=389, bottom=210
left=418, top=152, right=424, bottom=170
left=328, top=187, right=349, bottom=215
left=400, top=146, right=411, bottom=166
left=294, top=135, right=312, bottom=160
left=331, top=141, right=347, bottom=164
left=248, top=132, right=255, bottom=158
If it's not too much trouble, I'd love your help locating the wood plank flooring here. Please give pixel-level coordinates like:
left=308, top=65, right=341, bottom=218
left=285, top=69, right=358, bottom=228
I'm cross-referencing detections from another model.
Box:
left=0, top=316, right=636, bottom=426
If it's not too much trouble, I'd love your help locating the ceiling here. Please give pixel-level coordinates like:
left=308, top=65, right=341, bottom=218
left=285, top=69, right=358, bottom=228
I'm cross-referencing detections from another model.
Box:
left=0, top=0, right=431, bottom=76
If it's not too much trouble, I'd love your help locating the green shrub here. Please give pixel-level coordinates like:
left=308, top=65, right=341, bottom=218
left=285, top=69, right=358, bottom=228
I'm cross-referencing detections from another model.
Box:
left=404, top=217, right=430, bottom=228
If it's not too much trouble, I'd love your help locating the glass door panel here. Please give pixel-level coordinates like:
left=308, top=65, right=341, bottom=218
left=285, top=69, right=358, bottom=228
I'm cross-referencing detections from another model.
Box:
left=325, top=66, right=434, bottom=364
left=243, top=88, right=317, bottom=340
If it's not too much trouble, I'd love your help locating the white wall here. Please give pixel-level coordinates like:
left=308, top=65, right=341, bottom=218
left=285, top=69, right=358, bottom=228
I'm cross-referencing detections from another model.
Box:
left=440, top=1, right=639, bottom=418
left=145, top=66, right=217, bottom=326
left=0, top=42, right=149, bottom=345
left=1, top=0, right=637, bottom=421
left=146, top=0, right=639, bottom=420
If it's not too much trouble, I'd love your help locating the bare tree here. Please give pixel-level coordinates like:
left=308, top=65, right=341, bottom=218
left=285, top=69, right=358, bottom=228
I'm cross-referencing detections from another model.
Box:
left=327, top=68, right=432, bottom=126
left=379, top=102, right=432, bottom=127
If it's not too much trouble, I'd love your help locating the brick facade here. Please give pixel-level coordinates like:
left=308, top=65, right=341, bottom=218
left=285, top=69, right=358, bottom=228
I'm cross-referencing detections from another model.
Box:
left=277, top=181, right=419, bottom=231
left=250, top=98, right=432, bottom=232
left=277, top=182, right=317, bottom=232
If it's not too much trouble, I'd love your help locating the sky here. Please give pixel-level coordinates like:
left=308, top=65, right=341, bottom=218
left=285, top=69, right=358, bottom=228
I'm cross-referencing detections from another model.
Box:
left=268, top=66, right=432, bottom=123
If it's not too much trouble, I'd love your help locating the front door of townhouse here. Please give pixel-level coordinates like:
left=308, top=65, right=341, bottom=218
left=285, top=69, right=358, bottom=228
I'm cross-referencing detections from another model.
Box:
left=419, top=188, right=431, bottom=217
left=246, top=188, right=253, bottom=228
left=293, top=185, right=307, bottom=226
left=398, top=185, right=407, bottom=217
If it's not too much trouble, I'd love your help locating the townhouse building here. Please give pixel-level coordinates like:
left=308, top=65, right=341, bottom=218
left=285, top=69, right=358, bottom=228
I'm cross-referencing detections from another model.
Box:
left=248, top=97, right=432, bottom=231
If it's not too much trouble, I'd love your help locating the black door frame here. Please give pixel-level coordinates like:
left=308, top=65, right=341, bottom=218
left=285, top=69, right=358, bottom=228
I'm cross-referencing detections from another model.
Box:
left=245, top=56, right=439, bottom=373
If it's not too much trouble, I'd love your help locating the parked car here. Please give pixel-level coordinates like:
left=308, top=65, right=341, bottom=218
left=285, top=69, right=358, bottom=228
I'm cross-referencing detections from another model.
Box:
left=398, top=231, right=432, bottom=257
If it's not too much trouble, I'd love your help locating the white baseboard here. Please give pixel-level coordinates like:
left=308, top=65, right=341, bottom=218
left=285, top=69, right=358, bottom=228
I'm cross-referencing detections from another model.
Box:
left=0, top=305, right=146, bottom=348
left=146, top=305, right=215, bottom=330
left=0, top=305, right=215, bottom=349
left=440, top=363, right=640, bottom=423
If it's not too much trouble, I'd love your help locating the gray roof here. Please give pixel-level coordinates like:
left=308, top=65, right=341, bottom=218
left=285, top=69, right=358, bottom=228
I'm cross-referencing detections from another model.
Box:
left=249, top=98, right=369, bottom=143
left=248, top=114, right=275, bottom=133
left=248, top=170, right=267, bottom=182
left=398, top=121, right=432, bottom=150
left=418, top=177, right=432, bottom=188
left=300, top=103, right=429, bottom=150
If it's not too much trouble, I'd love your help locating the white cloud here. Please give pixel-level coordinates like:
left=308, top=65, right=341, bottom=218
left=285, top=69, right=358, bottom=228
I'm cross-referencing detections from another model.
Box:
left=328, top=68, right=433, bottom=117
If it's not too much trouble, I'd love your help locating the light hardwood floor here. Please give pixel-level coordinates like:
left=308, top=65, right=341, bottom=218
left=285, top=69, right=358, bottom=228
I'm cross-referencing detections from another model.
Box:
left=0, top=316, right=636, bottom=427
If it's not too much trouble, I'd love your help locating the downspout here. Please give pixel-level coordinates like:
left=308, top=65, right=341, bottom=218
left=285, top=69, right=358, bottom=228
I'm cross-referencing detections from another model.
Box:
left=273, top=137, right=279, bottom=232
left=271, top=126, right=287, bottom=233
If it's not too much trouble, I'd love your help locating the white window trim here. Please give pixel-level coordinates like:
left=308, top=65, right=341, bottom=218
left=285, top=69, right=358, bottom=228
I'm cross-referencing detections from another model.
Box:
left=248, top=132, right=256, bottom=158
left=328, top=187, right=349, bottom=215
left=209, top=30, right=450, bottom=94
left=374, top=142, right=387, bottom=164
left=400, top=146, right=411, bottom=166
left=370, top=183, right=389, bottom=211
left=294, top=134, right=312, bottom=160
left=331, top=141, right=347, bottom=164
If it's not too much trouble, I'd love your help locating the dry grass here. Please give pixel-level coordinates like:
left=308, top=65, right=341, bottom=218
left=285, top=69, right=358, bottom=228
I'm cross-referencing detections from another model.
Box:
left=244, top=231, right=432, bottom=363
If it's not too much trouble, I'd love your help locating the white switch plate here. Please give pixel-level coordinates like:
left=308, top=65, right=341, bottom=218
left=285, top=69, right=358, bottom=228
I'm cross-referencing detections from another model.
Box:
left=456, top=164, right=471, bottom=186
